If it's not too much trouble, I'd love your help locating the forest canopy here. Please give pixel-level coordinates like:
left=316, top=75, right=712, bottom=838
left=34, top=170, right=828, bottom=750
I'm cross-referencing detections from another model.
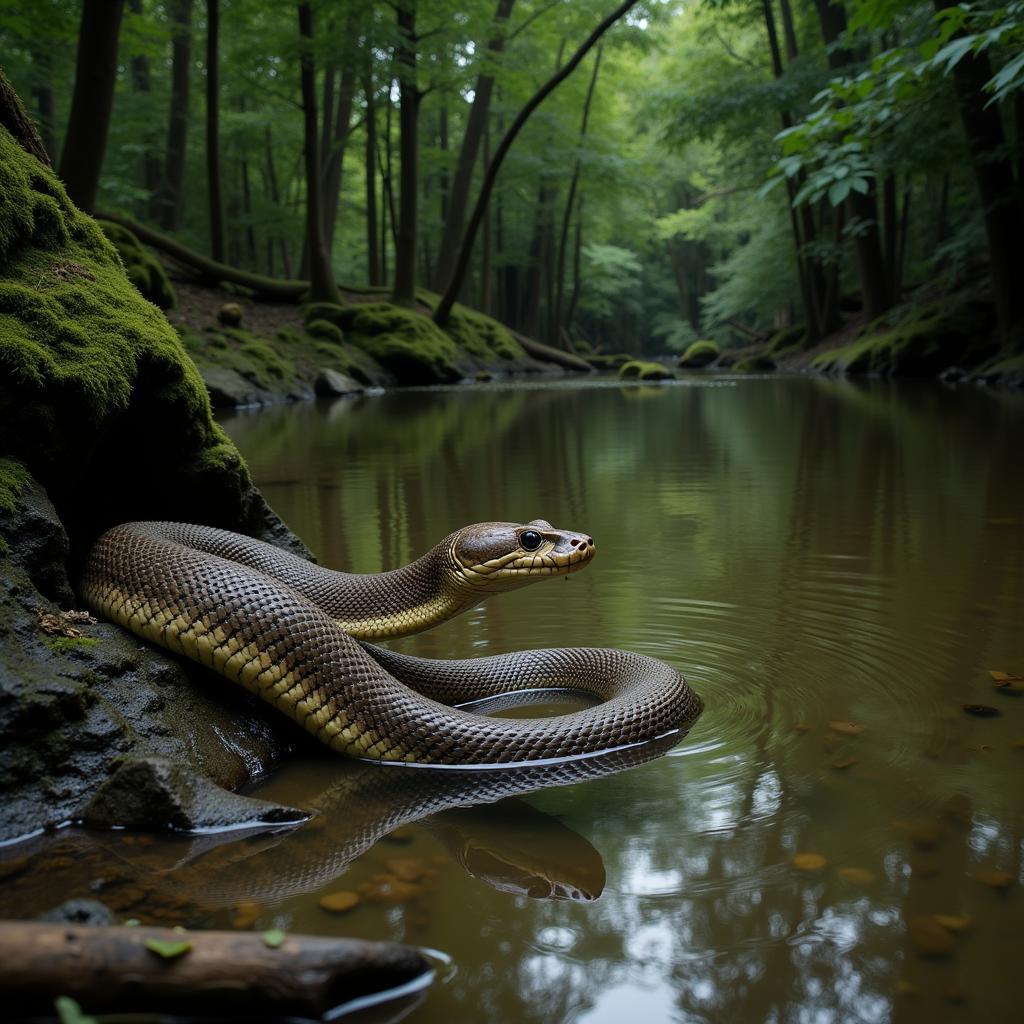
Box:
left=2, top=0, right=1022, bottom=355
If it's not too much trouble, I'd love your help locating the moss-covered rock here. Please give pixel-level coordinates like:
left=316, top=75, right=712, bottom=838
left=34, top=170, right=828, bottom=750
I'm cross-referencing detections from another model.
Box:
left=348, top=303, right=461, bottom=384
left=585, top=353, right=634, bottom=370
left=678, top=339, right=719, bottom=368
left=731, top=354, right=777, bottom=373
left=306, top=317, right=345, bottom=345
left=302, top=301, right=349, bottom=328
left=810, top=299, right=997, bottom=377
left=217, top=301, right=243, bottom=326
left=766, top=325, right=807, bottom=355
left=96, top=219, right=175, bottom=310
left=446, top=306, right=525, bottom=362
left=619, top=359, right=674, bottom=381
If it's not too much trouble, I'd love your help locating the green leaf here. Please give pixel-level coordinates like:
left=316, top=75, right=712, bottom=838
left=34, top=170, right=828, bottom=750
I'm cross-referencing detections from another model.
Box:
left=828, top=179, right=852, bottom=206
left=262, top=928, right=287, bottom=948
left=850, top=177, right=870, bottom=195
left=55, top=997, right=98, bottom=1024
left=144, top=938, right=193, bottom=959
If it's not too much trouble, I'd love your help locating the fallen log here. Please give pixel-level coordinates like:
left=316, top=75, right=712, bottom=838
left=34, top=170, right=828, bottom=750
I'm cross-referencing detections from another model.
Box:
left=512, top=330, right=594, bottom=372
left=95, top=212, right=310, bottom=302
left=0, top=921, right=432, bottom=1019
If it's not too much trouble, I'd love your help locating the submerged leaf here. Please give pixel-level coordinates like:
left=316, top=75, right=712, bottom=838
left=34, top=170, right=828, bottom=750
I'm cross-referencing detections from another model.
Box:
left=791, top=852, right=827, bottom=871
left=828, top=721, right=864, bottom=736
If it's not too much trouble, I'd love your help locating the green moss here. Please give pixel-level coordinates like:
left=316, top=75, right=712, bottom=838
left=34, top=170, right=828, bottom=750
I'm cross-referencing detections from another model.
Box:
left=302, top=302, right=348, bottom=328
left=97, top=220, right=175, bottom=310
left=306, top=318, right=344, bottom=345
left=446, top=306, right=525, bottom=361
left=619, top=359, right=674, bottom=381
left=678, top=340, right=719, bottom=368
left=766, top=325, right=806, bottom=355
left=43, top=635, right=101, bottom=653
left=0, top=124, right=253, bottom=539
left=730, top=354, right=776, bottom=373
left=0, top=456, right=31, bottom=554
left=585, top=353, right=633, bottom=370
left=810, top=299, right=997, bottom=376
left=348, top=303, right=461, bottom=384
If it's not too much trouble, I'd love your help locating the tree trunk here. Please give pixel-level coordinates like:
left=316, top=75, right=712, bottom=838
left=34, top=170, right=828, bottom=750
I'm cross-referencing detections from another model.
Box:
left=565, top=192, right=585, bottom=335
left=391, top=2, right=420, bottom=306
left=29, top=46, right=56, bottom=161
left=433, top=0, right=640, bottom=327
left=431, top=0, right=516, bottom=290
left=552, top=45, right=601, bottom=347
left=58, top=0, right=125, bottom=213
left=0, top=922, right=429, bottom=1020
left=298, top=2, right=340, bottom=303
left=322, top=57, right=356, bottom=250
left=365, top=72, right=382, bottom=286
left=480, top=116, right=492, bottom=313
left=206, top=0, right=225, bottom=261
left=933, top=0, right=1024, bottom=346
left=813, top=0, right=892, bottom=321
left=263, top=124, right=292, bottom=278
left=438, top=101, right=449, bottom=226
left=157, top=0, right=194, bottom=229
left=0, top=69, right=50, bottom=166
left=128, top=0, right=162, bottom=210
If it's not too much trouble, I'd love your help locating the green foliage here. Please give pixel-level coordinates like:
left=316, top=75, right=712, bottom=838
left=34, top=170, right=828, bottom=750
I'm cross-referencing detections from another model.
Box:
left=446, top=306, right=525, bottom=362
left=54, top=996, right=98, bottom=1024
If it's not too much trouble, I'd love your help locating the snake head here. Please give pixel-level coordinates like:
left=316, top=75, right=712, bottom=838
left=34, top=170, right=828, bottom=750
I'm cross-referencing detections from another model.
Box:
left=449, top=519, right=595, bottom=591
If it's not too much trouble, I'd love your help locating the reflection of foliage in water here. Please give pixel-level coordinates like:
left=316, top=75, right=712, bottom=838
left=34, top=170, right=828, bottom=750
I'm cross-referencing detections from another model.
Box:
left=218, top=379, right=1024, bottom=1023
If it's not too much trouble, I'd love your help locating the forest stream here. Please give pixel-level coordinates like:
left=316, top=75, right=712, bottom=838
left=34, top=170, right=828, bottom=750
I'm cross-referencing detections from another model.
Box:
left=4, top=375, right=1021, bottom=1023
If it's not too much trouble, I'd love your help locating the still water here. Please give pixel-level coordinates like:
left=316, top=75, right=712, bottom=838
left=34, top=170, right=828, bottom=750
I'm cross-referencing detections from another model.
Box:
left=216, top=377, right=1024, bottom=1023
left=11, top=376, right=1024, bottom=1022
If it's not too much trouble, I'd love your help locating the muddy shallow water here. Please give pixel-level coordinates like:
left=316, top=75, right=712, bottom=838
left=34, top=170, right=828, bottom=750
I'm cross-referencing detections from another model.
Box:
left=4, top=376, right=1023, bottom=1022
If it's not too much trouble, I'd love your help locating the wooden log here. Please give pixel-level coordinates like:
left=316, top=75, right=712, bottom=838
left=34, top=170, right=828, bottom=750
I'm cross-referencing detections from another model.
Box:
left=0, top=921, right=432, bottom=1018
left=95, top=211, right=311, bottom=302
left=511, top=330, right=594, bottom=372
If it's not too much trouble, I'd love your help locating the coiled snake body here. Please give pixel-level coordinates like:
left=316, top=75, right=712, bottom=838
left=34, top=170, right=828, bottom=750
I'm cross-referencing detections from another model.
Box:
left=81, top=520, right=702, bottom=766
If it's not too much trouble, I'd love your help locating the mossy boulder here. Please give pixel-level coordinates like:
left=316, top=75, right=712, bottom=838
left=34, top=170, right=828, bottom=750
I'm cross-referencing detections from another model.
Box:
left=217, top=301, right=243, bottom=326
left=96, top=219, right=175, bottom=310
left=678, top=339, right=719, bottom=368
left=348, top=303, right=461, bottom=384
left=306, top=317, right=345, bottom=345
left=585, top=353, right=634, bottom=370
left=302, top=301, right=348, bottom=329
left=731, top=353, right=777, bottom=373
left=811, top=299, right=997, bottom=377
left=766, top=325, right=807, bottom=355
left=446, top=306, right=525, bottom=362
left=619, top=359, right=674, bottom=381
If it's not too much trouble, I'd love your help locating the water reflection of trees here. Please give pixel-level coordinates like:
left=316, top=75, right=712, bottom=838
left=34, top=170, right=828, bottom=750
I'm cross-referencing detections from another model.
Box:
left=220, top=380, right=1023, bottom=1023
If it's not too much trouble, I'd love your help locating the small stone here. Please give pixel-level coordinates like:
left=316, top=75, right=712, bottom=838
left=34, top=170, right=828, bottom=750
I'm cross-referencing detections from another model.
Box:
left=314, top=368, right=362, bottom=397
left=828, top=721, right=864, bottom=736
left=318, top=890, right=360, bottom=914
left=217, top=302, right=243, bottom=326
left=791, top=853, right=827, bottom=872
left=792, top=723, right=811, bottom=733
left=385, top=858, right=425, bottom=883
left=838, top=866, right=876, bottom=885
left=383, top=827, right=415, bottom=844
left=907, top=915, right=955, bottom=958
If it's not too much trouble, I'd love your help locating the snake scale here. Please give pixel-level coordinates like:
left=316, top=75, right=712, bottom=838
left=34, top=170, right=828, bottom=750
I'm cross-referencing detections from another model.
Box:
left=81, top=519, right=702, bottom=766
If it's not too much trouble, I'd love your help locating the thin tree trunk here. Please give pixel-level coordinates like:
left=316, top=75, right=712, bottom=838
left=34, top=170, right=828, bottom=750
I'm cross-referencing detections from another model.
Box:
left=58, top=0, right=126, bottom=213
left=365, top=73, right=381, bottom=286
left=814, top=0, right=892, bottom=321
left=0, top=69, right=50, bottom=166
left=894, top=187, right=910, bottom=298
left=263, top=124, right=292, bottom=278
left=298, top=2, right=340, bottom=303
left=438, top=101, right=449, bottom=226
left=241, top=155, right=256, bottom=265
left=158, top=0, right=194, bottom=230
left=206, top=0, right=225, bottom=261
left=565, top=192, right=585, bottom=334
left=434, top=0, right=639, bottom=327
left=29, top=47, right=56, bottom=161
left=480, top=115, right=492, bottom=313
left=552, top=45, right=601, bottom=347
left=933, top=0, right=1024, bottom=345
left=391, top=2, right=419, bottom=306
left=128, top=0, right=161, bottom=210
left=431, top=0, right=516, bottom=290
left=322, top=58, right=356, bottom=249
left=882, top=172, right=897, bottom=292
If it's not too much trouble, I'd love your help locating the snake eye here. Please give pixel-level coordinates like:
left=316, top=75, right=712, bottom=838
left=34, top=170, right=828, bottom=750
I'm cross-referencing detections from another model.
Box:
left=519, top=530, right=543, bottom=551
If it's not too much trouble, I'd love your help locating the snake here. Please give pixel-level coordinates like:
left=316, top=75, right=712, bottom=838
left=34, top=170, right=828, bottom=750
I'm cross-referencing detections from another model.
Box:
left=80, top=519, right=703, bottom=767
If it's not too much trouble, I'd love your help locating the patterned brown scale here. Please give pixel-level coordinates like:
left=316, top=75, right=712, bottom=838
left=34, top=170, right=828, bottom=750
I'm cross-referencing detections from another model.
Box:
left=80, top=521, right=703, bottom=766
